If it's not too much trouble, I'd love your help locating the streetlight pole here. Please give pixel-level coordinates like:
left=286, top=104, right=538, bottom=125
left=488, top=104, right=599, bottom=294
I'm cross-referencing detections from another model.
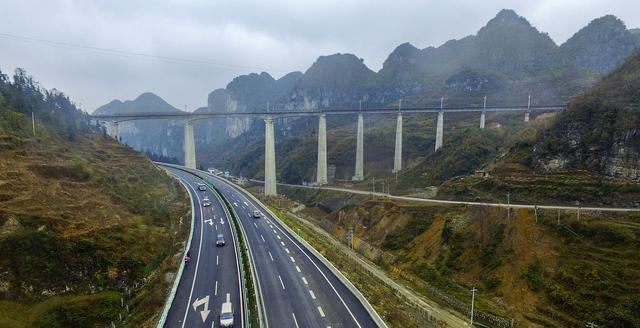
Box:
left=470, top=287, right=477, bottom=326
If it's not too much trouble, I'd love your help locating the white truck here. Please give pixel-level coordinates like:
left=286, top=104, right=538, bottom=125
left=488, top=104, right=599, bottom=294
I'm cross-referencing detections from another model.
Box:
left=219, top=293, right=234, bottom=327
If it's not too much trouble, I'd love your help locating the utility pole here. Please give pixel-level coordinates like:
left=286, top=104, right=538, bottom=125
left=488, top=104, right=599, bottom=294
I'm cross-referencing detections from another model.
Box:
left=470, top=287, right=477, bottom=326
left=576, top=201, right=581, bottom=221
left=31, top=112, right=35, bottom=136
left=534, top=205, right=538, bottom=223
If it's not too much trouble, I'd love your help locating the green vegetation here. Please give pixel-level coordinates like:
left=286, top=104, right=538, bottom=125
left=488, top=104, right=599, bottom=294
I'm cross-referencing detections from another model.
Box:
left=0, top=68, right=189, bottom=327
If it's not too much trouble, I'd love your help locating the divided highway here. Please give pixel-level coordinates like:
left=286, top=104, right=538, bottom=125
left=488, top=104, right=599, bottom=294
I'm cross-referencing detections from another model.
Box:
left=195, top=169, right=383, bottom=328
left=161, top=167, right=243, bottom=327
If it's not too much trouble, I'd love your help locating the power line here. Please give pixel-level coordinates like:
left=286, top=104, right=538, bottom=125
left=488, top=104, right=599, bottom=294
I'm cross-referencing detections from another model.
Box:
left=0, top=32, right=291, bottom=73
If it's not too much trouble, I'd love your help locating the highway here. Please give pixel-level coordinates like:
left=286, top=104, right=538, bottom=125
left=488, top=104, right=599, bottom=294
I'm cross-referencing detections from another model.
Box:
left=161, top=167, right=244, bottom=328
left=193, top=170, right=382, bottom=328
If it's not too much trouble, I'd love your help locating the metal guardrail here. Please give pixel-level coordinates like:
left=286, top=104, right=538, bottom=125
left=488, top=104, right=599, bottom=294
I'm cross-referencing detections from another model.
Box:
left=155, top=173, right=196, bottom=328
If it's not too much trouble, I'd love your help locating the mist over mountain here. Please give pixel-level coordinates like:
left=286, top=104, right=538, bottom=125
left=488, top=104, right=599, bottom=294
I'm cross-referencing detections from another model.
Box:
left=94, top=92, right=180, bottom=115
left=95, top=9, right=640, bottom=172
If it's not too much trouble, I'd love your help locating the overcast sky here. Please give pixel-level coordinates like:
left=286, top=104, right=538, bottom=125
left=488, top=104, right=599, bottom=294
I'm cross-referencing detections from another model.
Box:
left=0, top=0, right=638, bottom=113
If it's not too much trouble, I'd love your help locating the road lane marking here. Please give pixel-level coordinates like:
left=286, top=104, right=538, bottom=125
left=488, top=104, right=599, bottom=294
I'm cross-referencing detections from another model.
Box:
left=180, top=180, right=205, bottom=328
left=268, top=208, right=364, bottom=328
left=216, top=255, right=219, bottom=266
left=233, top=202, right=238, bottom=207
left=215, top=224, right=218, bottom=231
left=268, top=251, right=274, bottom=261
left=285, top=248, right=290, bottom=254
left=290, top=256, right=295, bottom=263
left=292, top=313, right=300, bottom=328
left=295, top=266, right=301, bottom=272
left=191, top=296, right=211, bottom=322
left=261, top=235, right=265, bottom=242
left=317, top=306, right=325, bottom=317
left=277, top=235, right=281, bottom=240
left=302, top=277, right=308, bottom=285
left=215, top=281, right=218, bottom=296
left=278, top=275, right=285, bottom=290
left=280, top=241, right=285, bottom=246
left=253, top=222, right=257, bottom=228
left=272, top=229, right=277, bottom=234
left=309, top=289, right=316, bottom=299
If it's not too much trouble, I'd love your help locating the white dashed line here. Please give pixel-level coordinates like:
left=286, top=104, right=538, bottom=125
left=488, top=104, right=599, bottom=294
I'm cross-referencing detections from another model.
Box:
left=272, top=229, right=277, bottom=234
left=295, top=265, right=301, bottom=273
left=285, top=248, right=290, bottom=254
left=318, top=306, right=325, bottom=317
left=261, top=235, right=265, bottom=242
left=277, top=235, right=281, bottom=240
left=290, top=256, right=295, bottom=263
left=268, top=251, right=274, bottom=261
left=292, top=313, right=299, bottom=328
left=302, top=277, right=308, bottom=285
left=216, top=255, right=219, bottom=266
left=215, top=281, right=218, bottom=295
left=280, top=241, right=285, bottom=246
left=278, top=275, right=285, bottom=290
left=309, top=289, right=316, bottom=299
left=253, top=222, right=257, bottom=228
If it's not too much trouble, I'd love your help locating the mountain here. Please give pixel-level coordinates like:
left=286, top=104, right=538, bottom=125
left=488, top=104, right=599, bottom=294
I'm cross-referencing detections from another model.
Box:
left=94, top=92, right=181, bottom=115
left=96, top=9, right=639, bottom=177
left=559, top=15, right=640, bottom=73
left=0, top=69, right=188, bottom=327
left=533, top=50, right=640, bottom=178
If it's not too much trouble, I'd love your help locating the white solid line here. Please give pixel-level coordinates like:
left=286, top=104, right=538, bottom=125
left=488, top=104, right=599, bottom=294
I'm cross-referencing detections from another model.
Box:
left=318, top=306, right=325, bottom=317
left=309, top=289, right=316, bottom=299
left=261, top=235, right=265, bottom=242
left=215, top=280, right=218, bottom=296
left=278, top=275, right=285, bottom=290
left=302, top=277, right=308, bottom=285
left=285, top=248, right=290, bottom=254
left=268, top=251, right=274, bottom=261
left=292, top=313, right=300, bottom=328
left=296, top=265, right=301, bottom=273
left=180, top=181, right=205, bottom=328
left=290, top=256, right=295, bottom=263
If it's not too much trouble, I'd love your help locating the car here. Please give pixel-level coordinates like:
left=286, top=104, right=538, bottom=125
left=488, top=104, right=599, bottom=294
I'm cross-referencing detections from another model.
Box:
left=202, top=198, right=211, bottom=207
left=219, top=296, right=234, bottom=327
left=252, top=210, right=262, bottom=218
left=197, top=183, right=206, bottom=191
left=216, top=234, right=225, bottom=246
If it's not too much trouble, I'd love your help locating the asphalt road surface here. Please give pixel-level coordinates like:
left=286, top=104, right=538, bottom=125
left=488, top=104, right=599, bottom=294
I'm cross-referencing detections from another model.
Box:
left=200, top=171, right=380, bottom=328
left=163, top=168, right=244, bottom=328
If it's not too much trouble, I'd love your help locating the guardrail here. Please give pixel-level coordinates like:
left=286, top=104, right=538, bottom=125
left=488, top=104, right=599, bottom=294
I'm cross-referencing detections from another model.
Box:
left=155, top=173, right=196, bottom=328
left=158, top=163, right=264, bottom=328
left=202, top=169, right=389, bottom=328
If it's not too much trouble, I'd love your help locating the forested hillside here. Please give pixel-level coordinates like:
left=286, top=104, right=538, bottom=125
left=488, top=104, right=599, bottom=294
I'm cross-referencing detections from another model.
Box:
left=0, top=69, right=189, bottom=327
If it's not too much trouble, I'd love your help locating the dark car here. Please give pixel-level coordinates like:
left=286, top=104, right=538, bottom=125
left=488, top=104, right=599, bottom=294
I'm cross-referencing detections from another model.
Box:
left=216, top=234, right=225, bottom=246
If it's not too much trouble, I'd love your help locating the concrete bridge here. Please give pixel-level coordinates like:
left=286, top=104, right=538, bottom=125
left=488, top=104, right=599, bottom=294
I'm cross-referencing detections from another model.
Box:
left=93, top=98, right=566, bottom=196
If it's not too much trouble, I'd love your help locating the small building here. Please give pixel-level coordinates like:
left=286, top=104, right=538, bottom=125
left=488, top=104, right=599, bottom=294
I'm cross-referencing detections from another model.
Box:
left=474, top=170, right=490, bottom=178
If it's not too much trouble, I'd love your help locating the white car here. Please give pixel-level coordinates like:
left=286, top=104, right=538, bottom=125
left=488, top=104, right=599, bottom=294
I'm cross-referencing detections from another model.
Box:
left=219, top=296, right=234, bottom=327
left=197, top=183, right=206, bottom=191
left=252, top=210, right=262, bottom=218
left=202, top=198, right=211, bottom=207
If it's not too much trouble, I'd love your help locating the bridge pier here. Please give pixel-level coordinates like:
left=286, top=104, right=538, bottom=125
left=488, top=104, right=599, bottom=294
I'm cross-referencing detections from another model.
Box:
left=183, top=120, right=196, bottom=169
left=393, top=112, right=402, bottom=173
left=524, top=111, right=530, bottom=122
left=106, top=121, right=119, bottom=141
left=435, top=111, right=444, bottom=151
left=353, top=113, right=364, bottom=181
left=480, top=96, right=486, bottom=129
left=264, top=117, right=277, bottom=196
left=316, top=114, right=327, bottom=185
